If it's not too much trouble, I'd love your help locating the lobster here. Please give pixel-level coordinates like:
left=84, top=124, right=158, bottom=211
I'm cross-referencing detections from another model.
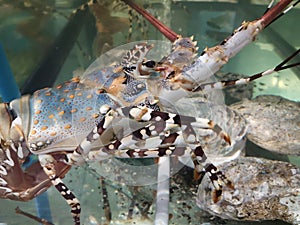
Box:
left=0, top=0, right=299, bottom=224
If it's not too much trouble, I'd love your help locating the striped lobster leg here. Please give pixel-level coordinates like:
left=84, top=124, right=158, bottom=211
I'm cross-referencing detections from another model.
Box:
left=119, top=106, right=234, bottom=202
left=38, top=154, right=81, bottom=225
left=65, top=103, right=231, bottom=163
left=78, top=104, right=232, bottom=201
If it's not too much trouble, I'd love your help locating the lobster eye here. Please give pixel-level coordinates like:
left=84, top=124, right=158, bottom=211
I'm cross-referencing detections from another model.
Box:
left=142, top=60, right=156, bottom=68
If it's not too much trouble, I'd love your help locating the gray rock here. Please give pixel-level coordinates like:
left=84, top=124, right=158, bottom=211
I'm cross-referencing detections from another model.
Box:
left=230, top=95, right=300, bottom=155
left=197, top=157, right=300, bottom=224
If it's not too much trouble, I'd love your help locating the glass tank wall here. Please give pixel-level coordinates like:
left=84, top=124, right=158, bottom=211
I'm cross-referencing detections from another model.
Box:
left=0, top=0, right=299, bottom=225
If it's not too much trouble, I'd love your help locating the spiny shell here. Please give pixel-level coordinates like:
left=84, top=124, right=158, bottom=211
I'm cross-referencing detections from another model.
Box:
left=230, top=95, right=300, bottom=155
left=197, top=157, right=300, bottom=224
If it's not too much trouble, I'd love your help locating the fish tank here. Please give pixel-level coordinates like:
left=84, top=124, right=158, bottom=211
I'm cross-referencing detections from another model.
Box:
left=0, top=0, right=299, bottom=225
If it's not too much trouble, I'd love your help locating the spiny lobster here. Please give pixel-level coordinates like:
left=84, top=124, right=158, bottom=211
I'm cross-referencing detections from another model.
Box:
left=0, top=0, right=300, bottom=224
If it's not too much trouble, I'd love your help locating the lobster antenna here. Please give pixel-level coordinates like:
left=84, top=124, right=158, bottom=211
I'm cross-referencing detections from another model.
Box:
left=120, top=0, right=178, bottom=42
left=261, top=0, right=295, bottom=27
left=121, top=0, right=297, bottom=41
left=274, top=48, right=300, bottom=70
left=265, top=0, right=300, bottom=28
left=263, top=0, right=275, bottom=15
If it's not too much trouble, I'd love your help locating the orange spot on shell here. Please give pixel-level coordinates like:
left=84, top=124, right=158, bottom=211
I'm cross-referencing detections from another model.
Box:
left=77, top=92, right=82, bottom=96
left=86, top=107, right=92, bottom=111
left=69, top=94, right=75, bottom=99
left=33, top=120, right=39, bottom=125
left=35, top=110, right=41, bottom=115
left=50, top=132, right=57, bottom=136
left=60, top=98, right=65, bottom=102
left=79, top=117, right=86, bottom=122
left=36, top=99, right=43, bottom=104
left=71, top=108, right=77, bottom=113
left=48, top=114, right=54, bottom=119
left=58, top=111, right=65, bottom=116
left=92, top=113, right=99, bottom=118
left=86, top=94, right=92, bottom=99
left=41, top=126, right=48, bottom=131
left=45, top=92, right=51, bottom=96
left=56, top=84, right=62, bottom=89
left=31, top=130, right=37, bottom=135
left=65, top=124, right=72, bottom=129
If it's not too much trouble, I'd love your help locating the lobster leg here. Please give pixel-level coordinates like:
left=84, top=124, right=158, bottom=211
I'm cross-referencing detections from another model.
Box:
left=81, top=105, right=232, bottom=201
left=65, top=103, right=230, bottom=164
left=116, top=106, right=233, bottom=200
left=88, top=128, right=232, bottom=203
left=120, top=105, right=231, bottom=144
left=39, top=154, right=81, bottom=225
left=60, top=101, right=231, bottom=202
